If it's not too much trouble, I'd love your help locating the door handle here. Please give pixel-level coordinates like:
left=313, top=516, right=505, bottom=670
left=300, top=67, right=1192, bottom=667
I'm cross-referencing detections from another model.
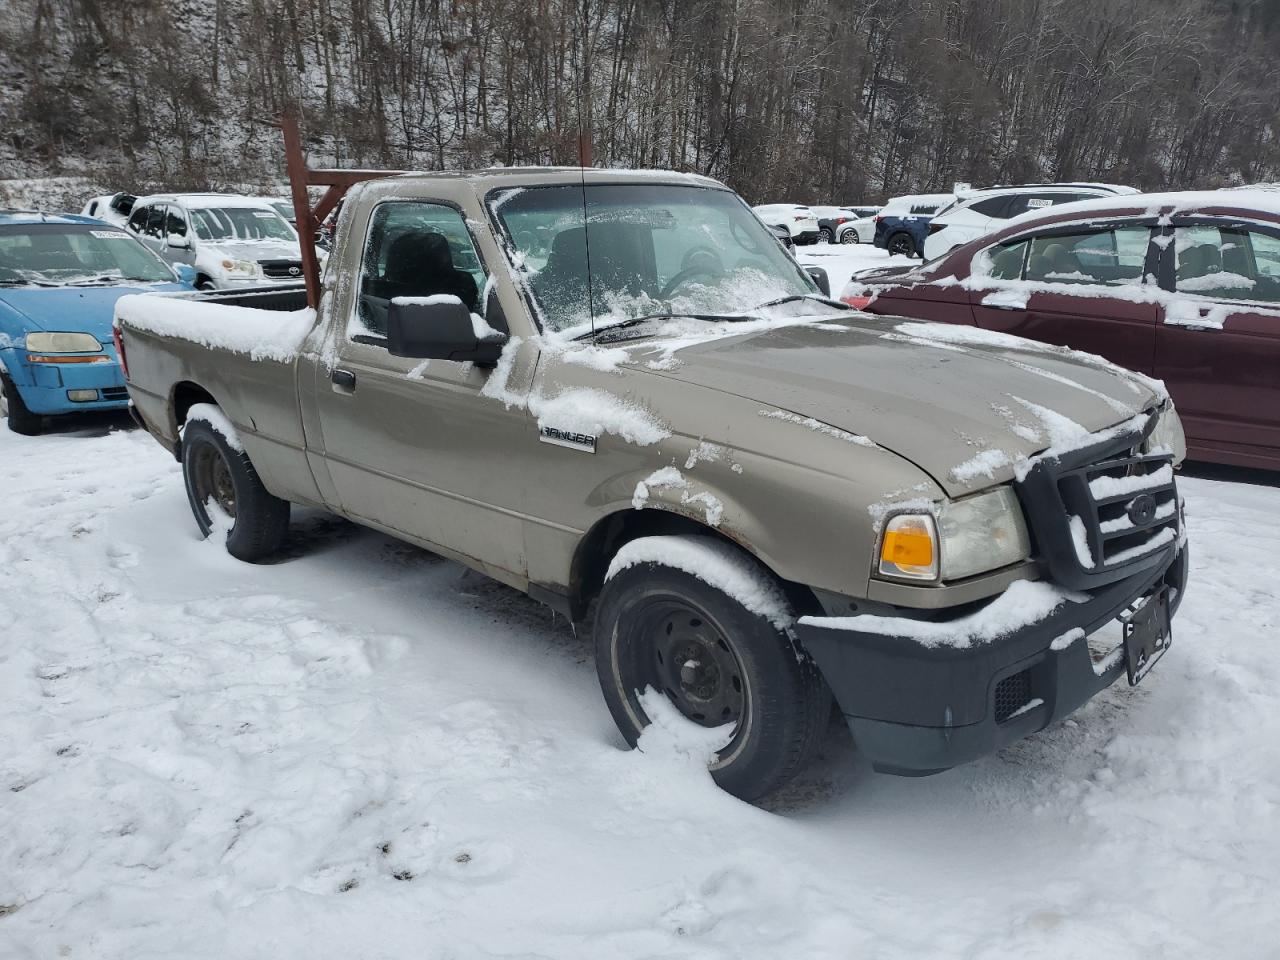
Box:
left=331, top=368, right=357, bottom=391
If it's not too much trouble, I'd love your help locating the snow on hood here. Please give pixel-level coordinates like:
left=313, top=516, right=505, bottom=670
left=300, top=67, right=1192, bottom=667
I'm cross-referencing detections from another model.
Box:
left=0, top=282, right=188, bottom=344
left=201, top=239, right=302, bottom=261
left=634, top=315, right=1159, bottom=496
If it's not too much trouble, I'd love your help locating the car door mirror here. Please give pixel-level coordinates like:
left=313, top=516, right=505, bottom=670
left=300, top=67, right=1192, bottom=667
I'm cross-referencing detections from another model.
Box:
left=805, top=266, right=831, bottom=296
left=387, top=296, right=508, bottom=364
left=167, top=235, right=191, bottom=250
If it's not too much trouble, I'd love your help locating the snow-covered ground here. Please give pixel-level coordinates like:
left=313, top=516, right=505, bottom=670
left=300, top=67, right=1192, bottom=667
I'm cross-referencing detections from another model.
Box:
left=794, top=240, right=913, bottom=294
left=2, top=411, right=1278, bottom=958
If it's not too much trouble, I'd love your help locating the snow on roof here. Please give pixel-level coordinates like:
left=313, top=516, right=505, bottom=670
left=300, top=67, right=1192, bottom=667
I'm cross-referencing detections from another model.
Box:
left=132, top=193, right=284, bottom=210
left=1006, top=188, right=1280, bottom=229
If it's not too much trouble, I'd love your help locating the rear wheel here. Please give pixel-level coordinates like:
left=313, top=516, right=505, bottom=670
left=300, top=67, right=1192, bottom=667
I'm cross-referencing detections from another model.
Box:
left=840, top=229, right=859, bottom=245
left=594, top=545, right=829, bottom=801
left=181, top=418, right=289, bottom=560
left=819, top=227, right=834, bottom=244
left=887, top=232, right=916, bottom=258
left=1, top=374, right=43, bottom=435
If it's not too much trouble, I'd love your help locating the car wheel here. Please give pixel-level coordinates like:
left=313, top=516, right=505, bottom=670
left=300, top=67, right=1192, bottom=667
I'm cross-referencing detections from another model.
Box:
left=182, top=417, right=290, bottom=561
left=887, top=232, right=916, bottom=258
left=594, top=540, right=830, bottom=801
left=819, top=227, right=834, bottom=244
left=196, top=277, right=216, bottom=291
left=1, top=373, right=43, bottom=436
left=840, top=230, right=859, bottom=245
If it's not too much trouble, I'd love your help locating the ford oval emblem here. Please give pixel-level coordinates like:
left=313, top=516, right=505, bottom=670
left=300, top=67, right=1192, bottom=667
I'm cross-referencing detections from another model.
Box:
left=1126, top=493, right=1157, bottom=527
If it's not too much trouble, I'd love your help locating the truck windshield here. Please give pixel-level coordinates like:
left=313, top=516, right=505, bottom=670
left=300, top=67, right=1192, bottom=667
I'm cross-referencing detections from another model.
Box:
left=490, top=183, right=824, bottom=335
left=189, top=207, right=296, bottom=243
left=0, top=224, right=174, bottom=286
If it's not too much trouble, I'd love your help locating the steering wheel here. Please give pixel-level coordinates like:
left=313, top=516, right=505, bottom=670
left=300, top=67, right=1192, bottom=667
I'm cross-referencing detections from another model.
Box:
left=660, top=266, right=721, bottom=299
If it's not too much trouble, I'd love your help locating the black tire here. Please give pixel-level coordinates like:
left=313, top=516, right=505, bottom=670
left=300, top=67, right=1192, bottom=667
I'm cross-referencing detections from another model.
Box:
left=1, top=373, right=43, bottom=435
left=887, top=232, right=916, bottom=258
left=818, top=227, right=834, bottom=244
left=839, top=229, right=859, bottom=245
left=181, top=418, right=289, bottom=561
left=196, top=277, right=216, bottom=291
left=594, top=547, right=830, bottom=801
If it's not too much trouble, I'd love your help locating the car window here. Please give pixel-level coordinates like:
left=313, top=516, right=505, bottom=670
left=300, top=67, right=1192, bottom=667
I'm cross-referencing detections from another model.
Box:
left=1174, top=225, right=1280, bottom=303
left=355, top=201, right=487, bottom=339
left=165, top=207, right=187, bottom=239
left=126, top=206, right=148, bottom=234
left=144, top=205, right=167, bottom=239
left=986, top=240, right=1029, bottom=279
left=970, top=196, right=1011, bottom=218
left=1024, top=226, right=1150, bottom=286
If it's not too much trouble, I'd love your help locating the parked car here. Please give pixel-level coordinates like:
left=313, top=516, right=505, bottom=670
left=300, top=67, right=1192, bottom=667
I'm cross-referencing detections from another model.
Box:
left=811, top=205, right=879, bottom=244
left=752, top=203, right=821, bottom=244
left=923, top=183, right=1138, bottom=261
left=116, top=166, right=1188, bottom=801
left=836, top=208, right=882, bottom=245
left=266, top=197, right=298, bottom=228
left=873, top=193, right=955, bottom=258
left=843, top=189, right=1280, bottom=470
left=125, top=193, right=311, bottom=290
left=80, top=193, right=137, bottom=228
left=0, top=211, right=194, bottom=434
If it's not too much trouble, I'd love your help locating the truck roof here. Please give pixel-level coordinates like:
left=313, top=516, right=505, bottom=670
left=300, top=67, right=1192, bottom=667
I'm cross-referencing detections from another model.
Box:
left=359, top=166, right=726, bottom=192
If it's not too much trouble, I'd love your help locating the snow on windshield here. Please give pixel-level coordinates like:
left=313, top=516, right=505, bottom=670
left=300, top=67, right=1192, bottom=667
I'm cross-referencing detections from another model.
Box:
left=189, top=207, right=295, bottom=243
left=490, top=183, right=824, bottom=334
left=0, top=225, right=173, bottom=285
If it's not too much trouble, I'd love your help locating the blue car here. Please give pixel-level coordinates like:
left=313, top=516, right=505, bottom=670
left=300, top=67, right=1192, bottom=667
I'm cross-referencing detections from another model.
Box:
left=0, top=212, right=195, bottom=434
left=871, top=192, right=955, bottom=259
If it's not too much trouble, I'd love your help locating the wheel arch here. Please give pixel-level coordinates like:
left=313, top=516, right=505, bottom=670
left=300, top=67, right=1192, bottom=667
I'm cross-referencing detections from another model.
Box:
left=567, top=506, right=821, bottom=622
left=169, top=380, right=220, bottom=457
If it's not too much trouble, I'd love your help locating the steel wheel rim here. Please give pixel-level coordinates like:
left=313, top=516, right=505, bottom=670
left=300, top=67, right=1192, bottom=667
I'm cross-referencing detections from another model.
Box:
left=618, top=595, right=752, bottom=768
left=192, top=443, right=237, bottom=520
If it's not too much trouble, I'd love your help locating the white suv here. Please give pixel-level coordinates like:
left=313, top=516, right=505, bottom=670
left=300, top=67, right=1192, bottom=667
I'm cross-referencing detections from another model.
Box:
left=124, top=193, right=309, bottom=290
left=752, top=204, right=821, bottom=245
left=922, top=183, right=1138, bottom=261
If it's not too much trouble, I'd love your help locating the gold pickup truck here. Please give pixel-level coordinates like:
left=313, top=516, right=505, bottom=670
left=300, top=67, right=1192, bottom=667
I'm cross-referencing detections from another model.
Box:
left=115, top=167, right=1189, bottom=800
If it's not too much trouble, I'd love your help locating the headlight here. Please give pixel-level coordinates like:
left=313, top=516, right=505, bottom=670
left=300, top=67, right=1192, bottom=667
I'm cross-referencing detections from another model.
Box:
left=25, top=332, right=103, bottom=353
left=1143, top=402, right=1186, bottom=463
left=878, top=487, right=1030, bottom=583
left=219, top=258, right=258, bottom=277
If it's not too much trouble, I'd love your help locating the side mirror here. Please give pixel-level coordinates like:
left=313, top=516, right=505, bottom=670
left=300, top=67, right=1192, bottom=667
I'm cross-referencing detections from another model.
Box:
left=805, top=266, right=831, bottom=297
left=387, top=296, right=508, bottom=364
left=168, top=235, right=191, bottom=250
left=174, top=264, right=198, bottom=286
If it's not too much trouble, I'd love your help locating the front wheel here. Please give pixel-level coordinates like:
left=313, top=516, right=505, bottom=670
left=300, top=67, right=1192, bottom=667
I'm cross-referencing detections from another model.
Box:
left=1, top=374, right=43, bottom=435
left=887, top=232, right=917, bottom=258
left=840, top=229, right=859, bottom=245
left=181, top=418, right=289, bottom=561
left=594, top=539, right=830, bottom=801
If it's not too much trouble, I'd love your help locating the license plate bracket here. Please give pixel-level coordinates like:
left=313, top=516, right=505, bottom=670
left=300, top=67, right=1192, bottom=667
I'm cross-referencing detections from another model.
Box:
left=1122, top=586, right=1172, bottom=686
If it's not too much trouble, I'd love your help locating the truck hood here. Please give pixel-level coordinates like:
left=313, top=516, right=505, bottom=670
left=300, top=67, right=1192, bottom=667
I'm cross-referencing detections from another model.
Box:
left=639, top=315, right=1158, bottom=496
left=0, top=283, right=189, bottom=343
left=204, top=240, right=301, bottom=262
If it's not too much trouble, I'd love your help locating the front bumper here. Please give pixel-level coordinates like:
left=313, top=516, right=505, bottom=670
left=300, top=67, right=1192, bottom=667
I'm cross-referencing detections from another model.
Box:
left=7, top=352, right=128, bottom=415
left=798, top=540, right=1186, bottom=777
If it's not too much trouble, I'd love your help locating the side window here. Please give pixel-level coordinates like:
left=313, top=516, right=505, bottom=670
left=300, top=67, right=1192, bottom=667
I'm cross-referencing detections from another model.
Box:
left=986, top=240, right=1028, bottom=280
left=1025, top=226, right=1150, bottom=286
left=970, top=196, right=1012, bottom=218
left=1174, top=225, right=1280, bottom=303
left=165, top=207, right=188, bottom=239
left=355, top=201, right=487, bottom=338
left=144, top=205, right=167, bottom=239
left=126, top=206, right=148, bottom=234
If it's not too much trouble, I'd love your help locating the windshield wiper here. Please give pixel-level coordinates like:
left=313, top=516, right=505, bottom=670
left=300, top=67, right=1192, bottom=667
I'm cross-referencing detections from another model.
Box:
left=574, top=312, right=753, bottom=341
left=751, top=293, right=851, bottom=311
left=0, top=278, right=59, bottom=287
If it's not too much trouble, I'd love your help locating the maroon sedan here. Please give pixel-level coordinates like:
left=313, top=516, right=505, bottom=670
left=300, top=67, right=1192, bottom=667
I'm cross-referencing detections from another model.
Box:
left=843, top=191, right=1280, bottom=471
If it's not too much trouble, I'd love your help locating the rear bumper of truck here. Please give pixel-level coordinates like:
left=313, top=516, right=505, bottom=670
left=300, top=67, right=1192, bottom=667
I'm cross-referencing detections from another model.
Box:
left=798, top=544, right=1186, bottom=776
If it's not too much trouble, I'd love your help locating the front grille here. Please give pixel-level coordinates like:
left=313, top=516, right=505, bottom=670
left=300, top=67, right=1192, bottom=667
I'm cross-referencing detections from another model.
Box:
left=101, top=386, right=128, bottom=400
left=994, top=670, right=1032, bottom=723
left=258, top=258, right=303, bottom=279
left=1016, top=415, right=1180, bottom=591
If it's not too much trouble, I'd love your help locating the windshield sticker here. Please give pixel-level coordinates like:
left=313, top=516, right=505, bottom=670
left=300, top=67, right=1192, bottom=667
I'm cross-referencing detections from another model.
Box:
left=1025, top=198, right=1053, bottom=209
left=89, top=230, right=130, bottom=239
left=252, top=210, right=277, bottom=218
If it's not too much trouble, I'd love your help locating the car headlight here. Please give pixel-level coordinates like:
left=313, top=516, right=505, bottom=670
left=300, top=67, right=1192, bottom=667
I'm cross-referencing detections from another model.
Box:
left=25, top=331, right=103, bottom=353
left=878, top=487, right=1030, bottom=583
left=220, top=258, right=258, bottom=277
left=1143, top=402, right=1186, bottom=463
